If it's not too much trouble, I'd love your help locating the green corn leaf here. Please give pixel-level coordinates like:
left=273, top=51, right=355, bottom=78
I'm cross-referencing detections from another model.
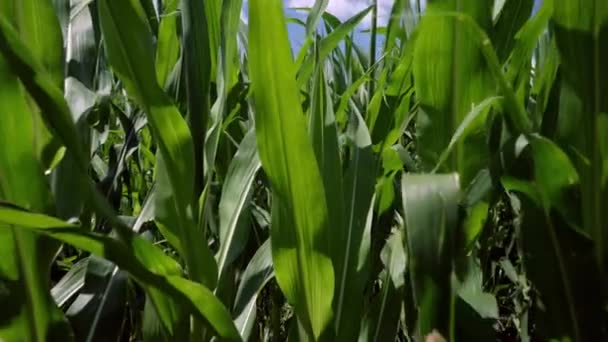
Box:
left=11, top=0, right=64, bottom=87
left=505, top=0, right=553, bottom=84
left=0, top=15, right=87, bottom=171
left=454, top=256, right=498, bottom=320
left=305, top=0, right=329, bottom=36
left=98, top=0, right=217, bottom=288
left=51, top=0, right=99, bottom=221
left=401, top=173, right=460, bottom=339
left=500, top=135, right=605, bottom=340
left=9, top=0, right=65, bottom=168
left=308, top=50, right=345, bottom=325
left=359, top=229, right=406, bottom=342
left=154, top=153, right=184, bottom=254
left=0, top=57, right=71, bottom=342
left=248, top=0, right=334, bottom=337
left=204, top=0, right=243, bottom=185
left=383, top=0, right=407, bottom=55
left=308, top=51, right=376, bottom=339
left=180, top=0, right=212, bottom=196
left=51, top=258, right=88, bottom=307
left=492, top=0, right=535, bottom=62
left=217, top=129, right=261, bottom=277
left=413, top=1, right=494, bottom=184
left=65, top=256, right=128, bottom=341
left=334, top=110, right=377, bottom=340
left=203, top=0, right=221, bottom=80
left=297, top=6, right=372, bottom=87
left=552, top=0, right=608, bottom=271
left=433, top=97, right=502, bottom=173
left=233, top=239, right=274, bottom=340
left=155, top=0, right=180, bottom=88
left=0, top=204, right=241, bottom=341
left=335, top=74, right=371, bottom=126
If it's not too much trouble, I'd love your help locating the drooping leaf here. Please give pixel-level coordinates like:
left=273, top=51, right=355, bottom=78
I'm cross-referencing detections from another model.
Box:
left=51, top=0, right=99, bottom=220
left=0, top=204, right=241, bottom=341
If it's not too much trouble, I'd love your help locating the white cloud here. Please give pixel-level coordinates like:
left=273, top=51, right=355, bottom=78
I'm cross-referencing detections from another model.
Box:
left=287, top=0, right=394, bottom=28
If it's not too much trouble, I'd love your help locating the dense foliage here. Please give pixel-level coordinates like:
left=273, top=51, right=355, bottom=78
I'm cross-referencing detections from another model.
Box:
left=0, top=0, right=607, bottom=341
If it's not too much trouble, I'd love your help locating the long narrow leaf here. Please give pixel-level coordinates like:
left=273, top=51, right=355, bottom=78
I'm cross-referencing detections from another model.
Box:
left=217, top=129, right=261, bottom=276
left=249, top=0, right=334, bottom=337
left=297, top=6, right=373, bottom=87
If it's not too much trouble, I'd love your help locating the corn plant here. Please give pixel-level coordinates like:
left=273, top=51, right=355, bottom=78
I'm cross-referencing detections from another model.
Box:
left=0, top=0, right=606, bottom=341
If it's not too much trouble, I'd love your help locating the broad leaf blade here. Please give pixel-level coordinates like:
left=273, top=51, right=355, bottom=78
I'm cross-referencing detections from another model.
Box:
left=413, top=1, right=493, bottom=184
left=401, top=173, right=460, bottom=338
left=0, top=57, right=71, bottom=342
left=248, top=0, right=334, bottom=337
left=492, top=0, right=535, bottom=62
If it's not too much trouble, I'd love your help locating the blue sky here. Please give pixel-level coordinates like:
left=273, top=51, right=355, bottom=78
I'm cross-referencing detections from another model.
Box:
left=242, top=0, right=542, bottom=53
left=242, top=0, right=423, bottom=52
left=284, top=0, right=404, bottom=51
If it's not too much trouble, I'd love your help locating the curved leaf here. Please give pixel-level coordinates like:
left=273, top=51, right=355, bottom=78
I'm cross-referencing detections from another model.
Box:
left=0, top=204, right=241, bottom=341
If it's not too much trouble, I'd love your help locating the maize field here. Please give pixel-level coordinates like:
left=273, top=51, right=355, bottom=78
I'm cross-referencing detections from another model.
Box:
left=0, top=0, right=607, bottom=341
